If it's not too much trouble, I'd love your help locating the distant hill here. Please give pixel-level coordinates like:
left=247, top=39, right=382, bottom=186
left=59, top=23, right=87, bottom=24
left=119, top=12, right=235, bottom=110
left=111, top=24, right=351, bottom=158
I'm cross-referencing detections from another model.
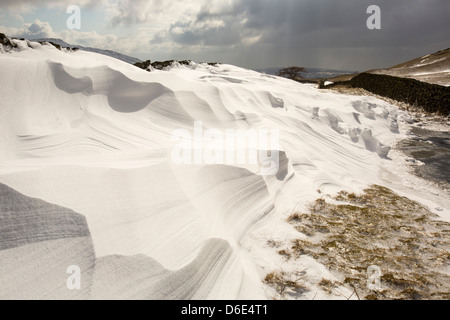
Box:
left=35, top=38, right=142, bottom=65
left=328, top=49, right=450, bottom=87
left=323, top=48, right=450, bottom=115
left=255, top=67, right=356, bottom=80
left=368, top=48, right=450, bottom=87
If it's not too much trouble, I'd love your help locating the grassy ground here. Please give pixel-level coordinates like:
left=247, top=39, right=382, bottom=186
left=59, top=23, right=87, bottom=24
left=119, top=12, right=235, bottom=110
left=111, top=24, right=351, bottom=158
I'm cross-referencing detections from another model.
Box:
left=265, top=185, right=450, bottom=300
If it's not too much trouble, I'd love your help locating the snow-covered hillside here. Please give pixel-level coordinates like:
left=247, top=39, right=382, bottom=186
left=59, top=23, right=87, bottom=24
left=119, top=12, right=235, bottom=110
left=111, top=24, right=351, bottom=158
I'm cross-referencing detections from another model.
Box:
left=0, top=38, right=448, bottom=300
left=369, top=48, right=450, bottom=87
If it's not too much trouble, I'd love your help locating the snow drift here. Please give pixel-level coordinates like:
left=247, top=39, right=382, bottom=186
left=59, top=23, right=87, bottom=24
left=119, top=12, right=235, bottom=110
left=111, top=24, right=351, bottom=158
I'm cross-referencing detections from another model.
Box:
left=0, top=38, right=448, bottom=300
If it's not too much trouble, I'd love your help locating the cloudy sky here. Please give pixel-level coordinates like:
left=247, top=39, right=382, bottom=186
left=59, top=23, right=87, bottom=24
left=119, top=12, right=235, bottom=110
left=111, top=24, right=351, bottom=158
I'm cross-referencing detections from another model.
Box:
left=1, top=0, right=449, bottom=71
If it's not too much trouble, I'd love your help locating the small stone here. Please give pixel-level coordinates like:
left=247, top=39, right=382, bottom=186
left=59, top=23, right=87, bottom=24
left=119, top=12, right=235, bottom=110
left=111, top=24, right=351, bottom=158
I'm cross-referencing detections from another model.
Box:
left=435, top=207, right=443, bottom=212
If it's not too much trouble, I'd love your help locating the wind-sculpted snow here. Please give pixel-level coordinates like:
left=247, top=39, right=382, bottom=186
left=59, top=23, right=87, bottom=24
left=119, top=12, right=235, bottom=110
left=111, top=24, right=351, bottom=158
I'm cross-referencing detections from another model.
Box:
left=51, top=62, right=168, bottom=112
left=0, top=181, right=239, bottom=299
left=91, top=239, right=235, bottom=300
left=0, top=183, right=91, bottom=250
left=0, top=183, right=95, bottom=300
left=1, top=39, right=446, bottom=300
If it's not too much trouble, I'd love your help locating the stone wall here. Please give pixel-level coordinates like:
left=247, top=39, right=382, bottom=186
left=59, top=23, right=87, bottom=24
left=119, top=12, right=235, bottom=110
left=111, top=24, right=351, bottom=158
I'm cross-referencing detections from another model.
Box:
left=350, top=73, right=450, bottom=115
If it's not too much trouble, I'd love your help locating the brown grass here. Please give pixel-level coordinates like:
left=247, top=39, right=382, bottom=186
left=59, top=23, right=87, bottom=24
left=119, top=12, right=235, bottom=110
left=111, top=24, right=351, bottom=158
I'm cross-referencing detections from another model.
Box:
left=279, top=185, right=450, bottom=300
left=263, top=270, right=308, bottom=299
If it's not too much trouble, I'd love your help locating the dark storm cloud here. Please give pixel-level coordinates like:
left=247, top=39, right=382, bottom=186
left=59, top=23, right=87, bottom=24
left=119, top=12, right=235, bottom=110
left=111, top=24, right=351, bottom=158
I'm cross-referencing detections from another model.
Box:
left=166, top=0, right=450, bottom=69
left=233, top=0, right=448, bottom=47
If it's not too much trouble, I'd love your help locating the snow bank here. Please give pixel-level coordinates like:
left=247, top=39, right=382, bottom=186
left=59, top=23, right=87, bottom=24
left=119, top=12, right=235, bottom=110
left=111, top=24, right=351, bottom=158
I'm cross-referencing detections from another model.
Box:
left=0, top=39, right=448, bottom=300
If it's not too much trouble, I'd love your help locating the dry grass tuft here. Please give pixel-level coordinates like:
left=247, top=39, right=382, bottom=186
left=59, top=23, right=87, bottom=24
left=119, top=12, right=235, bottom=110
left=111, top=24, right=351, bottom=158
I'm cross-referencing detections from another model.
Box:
left=279, top=185, right=450, bottom=300
left=263, top=270, right=308, bottom=299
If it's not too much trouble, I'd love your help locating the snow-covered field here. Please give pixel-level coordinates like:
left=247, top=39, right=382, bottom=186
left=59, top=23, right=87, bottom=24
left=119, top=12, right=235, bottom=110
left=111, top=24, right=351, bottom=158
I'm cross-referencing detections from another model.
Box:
left=0, top=39, right=448, bottom=300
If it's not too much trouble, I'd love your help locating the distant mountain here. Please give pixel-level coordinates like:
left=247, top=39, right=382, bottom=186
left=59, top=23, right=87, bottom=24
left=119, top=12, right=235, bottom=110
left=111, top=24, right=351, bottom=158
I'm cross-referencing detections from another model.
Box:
left=35, top=38, right=142, bottom=65
left=368, top=48, right=450, bottom=87
left=255, top=67, right=356, bottom=80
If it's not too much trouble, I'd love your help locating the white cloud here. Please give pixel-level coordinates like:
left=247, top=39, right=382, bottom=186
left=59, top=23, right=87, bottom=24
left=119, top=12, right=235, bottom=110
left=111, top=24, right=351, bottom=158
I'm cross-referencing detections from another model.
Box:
left=170, top=27, right=185, bottom=36
left=197, top=0, right=240, bottom=16
left=108, top=0, right=190, bottom=26
left=195, top=19, right=225, bottom=30
left=0, top=19, right=148, bottom=59
left=242, top=34, right=261, bottom=45
left=150, top=30, right=167, bottom=44
left=0, top=0, right=102, bottom=12
left=17, top=19, right=55, bottom=39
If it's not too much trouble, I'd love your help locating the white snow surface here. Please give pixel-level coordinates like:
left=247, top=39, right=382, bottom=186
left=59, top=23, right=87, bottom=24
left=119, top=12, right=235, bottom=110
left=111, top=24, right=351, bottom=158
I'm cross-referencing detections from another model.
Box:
left=0, top=40, right=449, bottom=300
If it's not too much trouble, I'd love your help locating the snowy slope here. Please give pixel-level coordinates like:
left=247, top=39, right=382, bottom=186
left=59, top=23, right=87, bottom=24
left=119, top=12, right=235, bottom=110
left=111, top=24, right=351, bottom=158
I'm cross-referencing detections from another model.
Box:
left=0, top=38, right=448, bottom=300
left=369, top=48, right=450, bottom=87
